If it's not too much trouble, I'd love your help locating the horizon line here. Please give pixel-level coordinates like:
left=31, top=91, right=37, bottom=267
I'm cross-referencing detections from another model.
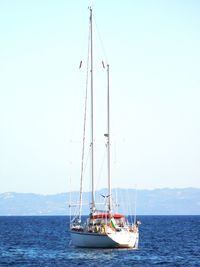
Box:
left=1, top=187, right=200, bottom=195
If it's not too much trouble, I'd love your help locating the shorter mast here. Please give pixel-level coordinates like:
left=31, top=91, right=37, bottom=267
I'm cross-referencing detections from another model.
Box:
left=106, top=64, right=112, bottom=213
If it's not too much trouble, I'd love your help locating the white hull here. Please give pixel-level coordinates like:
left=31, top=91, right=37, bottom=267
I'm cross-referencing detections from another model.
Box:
left=70, top=230, right=139, bottom=248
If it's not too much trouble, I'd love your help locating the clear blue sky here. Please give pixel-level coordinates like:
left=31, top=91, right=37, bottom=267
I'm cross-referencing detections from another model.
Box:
left=0, top=0, right=200, bottom=194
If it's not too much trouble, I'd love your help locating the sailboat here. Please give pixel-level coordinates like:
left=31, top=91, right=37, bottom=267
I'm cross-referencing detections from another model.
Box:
left=70, top=7, right=139, bottom=249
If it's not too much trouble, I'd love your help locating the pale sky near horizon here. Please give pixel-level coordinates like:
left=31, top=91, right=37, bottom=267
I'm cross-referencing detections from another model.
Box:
left=0, top=0, right=200, bottom=194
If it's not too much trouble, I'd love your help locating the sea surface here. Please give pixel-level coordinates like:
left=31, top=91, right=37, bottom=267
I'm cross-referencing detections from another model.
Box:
left=0, top=216, right=199, bottom=266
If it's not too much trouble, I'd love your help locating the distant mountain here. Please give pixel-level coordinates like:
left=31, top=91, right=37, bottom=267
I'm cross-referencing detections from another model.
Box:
left=0, top=188, right=200, bottom=215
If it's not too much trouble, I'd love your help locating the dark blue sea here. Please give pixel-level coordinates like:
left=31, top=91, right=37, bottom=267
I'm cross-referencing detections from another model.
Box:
left=0, top=216, right=200, bottom=266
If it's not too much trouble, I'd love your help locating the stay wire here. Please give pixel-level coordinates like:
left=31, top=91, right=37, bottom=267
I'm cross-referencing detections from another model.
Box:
left=78, top=22, right=91, bottom=219
left=93, top=13, right=108, bottom=65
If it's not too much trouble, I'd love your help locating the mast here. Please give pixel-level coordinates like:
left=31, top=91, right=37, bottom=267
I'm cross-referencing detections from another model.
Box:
left=90, top=7, right=95, bottom=213
left=106, top=64, right=112, bottom=213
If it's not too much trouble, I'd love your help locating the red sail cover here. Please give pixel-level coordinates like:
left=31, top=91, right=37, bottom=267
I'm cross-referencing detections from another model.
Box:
left=91, top=213, right=124, bottom=219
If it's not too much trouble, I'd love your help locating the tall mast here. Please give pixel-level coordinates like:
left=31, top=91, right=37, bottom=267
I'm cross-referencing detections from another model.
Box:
left=107, top=64, right=112, bottom=213
left=90, top=7, right=95, bottom=213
